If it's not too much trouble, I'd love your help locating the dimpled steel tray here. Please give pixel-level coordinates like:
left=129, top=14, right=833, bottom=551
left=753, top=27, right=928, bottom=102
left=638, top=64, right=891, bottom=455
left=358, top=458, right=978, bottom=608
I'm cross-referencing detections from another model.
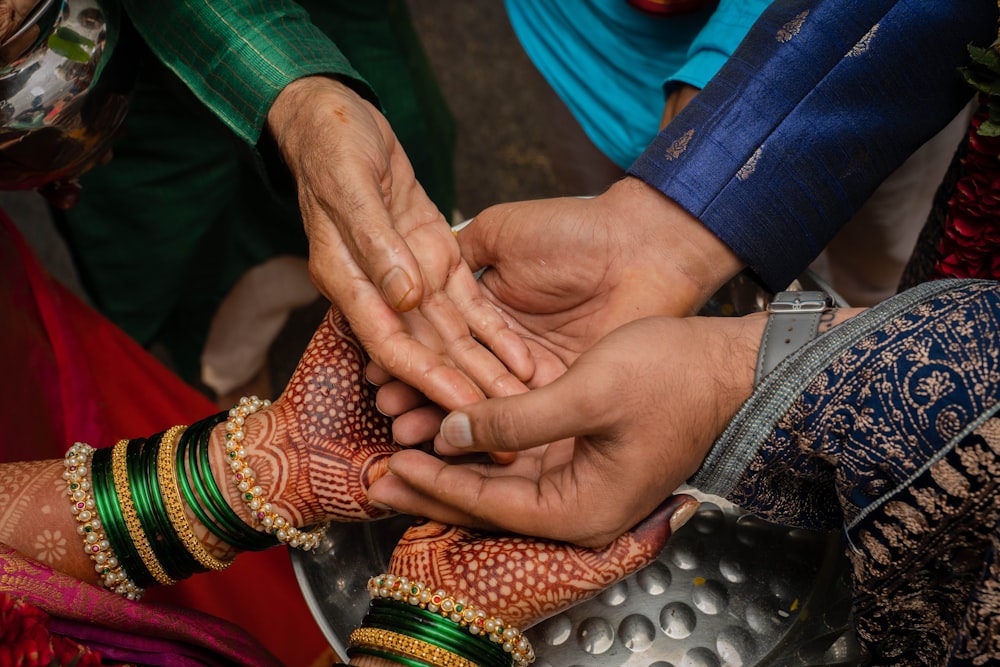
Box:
left=291, top=490, right=858, bottom=666
left=291, top=273, right=860, bottom=666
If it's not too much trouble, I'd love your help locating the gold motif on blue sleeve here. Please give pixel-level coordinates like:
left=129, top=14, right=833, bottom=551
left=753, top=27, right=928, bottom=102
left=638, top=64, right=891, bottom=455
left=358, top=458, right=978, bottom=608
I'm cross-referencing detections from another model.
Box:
left=664, top=129, right=695, bottom=160
left=737, top=147, right=764, bottom=181
left=847, top=24, right=880, bottom=57
left=776, top=11, right=809, bottom=43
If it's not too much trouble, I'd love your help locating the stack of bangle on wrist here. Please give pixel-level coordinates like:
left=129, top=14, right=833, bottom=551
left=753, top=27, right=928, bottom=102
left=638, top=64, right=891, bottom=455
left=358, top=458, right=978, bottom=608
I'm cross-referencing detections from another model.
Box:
left=348, top=573, right=535, bottom=667
left=62, top=396, right=320, bottom=599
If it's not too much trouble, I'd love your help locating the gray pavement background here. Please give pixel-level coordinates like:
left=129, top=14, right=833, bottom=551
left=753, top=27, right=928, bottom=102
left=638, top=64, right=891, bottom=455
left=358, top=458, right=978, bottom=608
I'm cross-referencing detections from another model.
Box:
left=408, top=0, right=564, bottom=215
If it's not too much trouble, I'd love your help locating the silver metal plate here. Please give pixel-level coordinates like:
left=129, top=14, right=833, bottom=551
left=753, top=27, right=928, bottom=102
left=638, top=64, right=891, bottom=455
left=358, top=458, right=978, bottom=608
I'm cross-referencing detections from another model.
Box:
left=291, top=490, right=857, bottom=666
left=291, top=271, right=859, bottom=666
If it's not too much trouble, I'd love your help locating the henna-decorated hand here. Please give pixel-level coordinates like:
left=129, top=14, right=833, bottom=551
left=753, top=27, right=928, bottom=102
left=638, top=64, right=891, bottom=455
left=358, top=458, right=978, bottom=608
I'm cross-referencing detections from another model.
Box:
left=386, top=495, right=699, bottom=629
left=239, top=307, right=400, bottom=527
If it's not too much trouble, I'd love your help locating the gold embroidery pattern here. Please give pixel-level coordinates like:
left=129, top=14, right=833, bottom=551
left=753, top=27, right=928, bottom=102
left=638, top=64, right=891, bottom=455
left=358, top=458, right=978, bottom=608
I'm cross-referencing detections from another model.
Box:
left=776, top=11, right=809, bottom=43
left=728, top=283, right=1000, bottom=664
left=737, top=147, right=763, bottom=181
left=664, top=129, right=694, bottom=160
left=847, top=24, right=880, bottom=57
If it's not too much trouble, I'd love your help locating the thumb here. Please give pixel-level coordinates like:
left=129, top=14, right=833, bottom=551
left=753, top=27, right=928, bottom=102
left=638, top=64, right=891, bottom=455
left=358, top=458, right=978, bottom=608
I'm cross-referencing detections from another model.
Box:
left=626, top=494, right=701, bottom=557
left=438, top=376, right=595, bottom=453
left=453, top=205, right=505, bottom=274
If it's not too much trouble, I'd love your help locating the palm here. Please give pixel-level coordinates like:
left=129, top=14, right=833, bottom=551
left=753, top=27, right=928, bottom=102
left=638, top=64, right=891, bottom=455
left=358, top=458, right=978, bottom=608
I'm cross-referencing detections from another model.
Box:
left=273, top=76, right=531, bottom=410
left=461, top=195, right=688, bottom=370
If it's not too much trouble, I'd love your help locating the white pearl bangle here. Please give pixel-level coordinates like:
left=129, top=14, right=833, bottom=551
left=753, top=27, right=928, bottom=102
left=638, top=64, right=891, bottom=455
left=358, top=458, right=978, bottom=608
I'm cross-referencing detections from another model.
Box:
left=64, top=442, right=144, bottom=600
left=225, top=396, right=325, bottom=551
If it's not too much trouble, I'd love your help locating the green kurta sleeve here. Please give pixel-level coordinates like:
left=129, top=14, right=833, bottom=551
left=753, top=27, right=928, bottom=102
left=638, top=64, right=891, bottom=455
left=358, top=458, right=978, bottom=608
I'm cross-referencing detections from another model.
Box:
left=118, top=0, right=377, bottom=145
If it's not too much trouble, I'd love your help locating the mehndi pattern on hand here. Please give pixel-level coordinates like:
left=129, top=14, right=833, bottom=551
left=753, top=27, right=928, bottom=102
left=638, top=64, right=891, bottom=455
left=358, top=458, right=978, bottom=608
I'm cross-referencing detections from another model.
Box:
left=388, top=495, right=696, bottom=627
left=245, top=307, right=399, bottom=526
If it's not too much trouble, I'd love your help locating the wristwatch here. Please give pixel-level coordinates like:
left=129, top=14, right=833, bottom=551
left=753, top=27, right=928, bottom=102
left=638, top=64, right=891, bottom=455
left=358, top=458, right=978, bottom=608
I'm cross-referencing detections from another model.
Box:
left=754, top=290, right=834, bottom=386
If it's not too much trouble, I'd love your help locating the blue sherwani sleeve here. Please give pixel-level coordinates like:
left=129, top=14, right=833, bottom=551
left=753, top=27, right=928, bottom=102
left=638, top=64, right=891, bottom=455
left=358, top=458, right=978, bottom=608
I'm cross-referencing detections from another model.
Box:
left=628, top=0, right=997, bottom=291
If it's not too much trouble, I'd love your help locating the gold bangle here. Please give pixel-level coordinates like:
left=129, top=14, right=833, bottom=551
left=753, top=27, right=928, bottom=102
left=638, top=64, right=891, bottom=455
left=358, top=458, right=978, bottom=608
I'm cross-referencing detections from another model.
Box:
left=157, top=424, right=233, bottom=572
left=349, top=627, right=480, bottom=667
left=112, top=438, right=176, bottom=586
left=368, top=574, right=534, bottom=666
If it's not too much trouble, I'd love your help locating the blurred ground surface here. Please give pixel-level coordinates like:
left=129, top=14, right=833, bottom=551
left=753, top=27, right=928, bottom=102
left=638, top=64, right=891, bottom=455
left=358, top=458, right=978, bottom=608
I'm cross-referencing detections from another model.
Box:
left=408, top=0, right=564, bottom=215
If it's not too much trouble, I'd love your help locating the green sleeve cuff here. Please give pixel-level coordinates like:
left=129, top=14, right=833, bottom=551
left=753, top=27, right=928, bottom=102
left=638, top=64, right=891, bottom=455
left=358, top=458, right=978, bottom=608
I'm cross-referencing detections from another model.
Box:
left=121, top=0, right=377, bottom=145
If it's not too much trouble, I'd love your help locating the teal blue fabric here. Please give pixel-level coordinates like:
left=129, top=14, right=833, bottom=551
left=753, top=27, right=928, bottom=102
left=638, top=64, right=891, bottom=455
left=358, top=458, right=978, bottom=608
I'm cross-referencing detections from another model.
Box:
left=504, top=0, right=770, bottom=168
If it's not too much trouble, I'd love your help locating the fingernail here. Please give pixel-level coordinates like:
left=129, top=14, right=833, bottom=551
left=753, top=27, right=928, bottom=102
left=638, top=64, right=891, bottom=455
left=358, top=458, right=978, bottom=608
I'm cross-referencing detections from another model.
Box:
left=382, top=267, right=414, bottom=310
left=669, top=500, right=700, bottom=534
left=370, top=500, right=394, bottom=512
left=440, top=412, right=473, bottom=448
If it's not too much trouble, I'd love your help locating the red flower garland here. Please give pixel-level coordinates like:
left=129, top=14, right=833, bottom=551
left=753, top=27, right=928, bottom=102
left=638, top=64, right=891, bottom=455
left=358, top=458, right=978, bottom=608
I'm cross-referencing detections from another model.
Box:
left=932, top=97, right=1000, bottom=281
left=0, top=593, right=102, bottom=667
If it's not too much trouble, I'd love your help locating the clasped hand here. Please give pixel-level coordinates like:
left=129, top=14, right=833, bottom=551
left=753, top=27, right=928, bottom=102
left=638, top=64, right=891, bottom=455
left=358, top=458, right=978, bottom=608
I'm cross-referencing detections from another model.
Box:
left=370, top=314, right=764, bottom=548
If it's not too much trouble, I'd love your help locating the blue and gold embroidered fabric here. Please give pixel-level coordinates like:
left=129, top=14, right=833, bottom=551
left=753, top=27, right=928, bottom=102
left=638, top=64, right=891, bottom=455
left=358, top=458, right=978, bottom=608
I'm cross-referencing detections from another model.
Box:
left=693, top=280, right=1000, bottom=663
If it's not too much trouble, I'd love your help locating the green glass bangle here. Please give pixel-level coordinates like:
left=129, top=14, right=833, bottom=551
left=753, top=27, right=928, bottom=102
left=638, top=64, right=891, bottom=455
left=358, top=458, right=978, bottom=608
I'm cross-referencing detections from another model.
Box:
left=194, top=413, right=277, bottom=549
left=187, top=413, right=276, bottom=550
left=126, top=433, right=190, bottom=583
left=346, top=645, right=434, bottom=667
left=366, top=599, right=511, bottom=667
left=362, top=614, right=502, bottom=667
left=374, top=598, right=509, bottom=663
left=128, top=436, right=202, bottom=581
left=90, top=446, right=155, bottom=588
left=175, top=416, right=237, bottom=547
left=136, top=435, right=196, bottom=579
left=365, top=605, right=488, bottom=657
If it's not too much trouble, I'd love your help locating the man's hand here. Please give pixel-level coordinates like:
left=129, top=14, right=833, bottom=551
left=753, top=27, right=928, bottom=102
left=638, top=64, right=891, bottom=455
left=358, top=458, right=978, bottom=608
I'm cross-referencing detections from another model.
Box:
left=369, top=313, right=763, bottom=547
left=456, top=176, right=745, bottom=375
left=267, top=76, right=532, bottom=409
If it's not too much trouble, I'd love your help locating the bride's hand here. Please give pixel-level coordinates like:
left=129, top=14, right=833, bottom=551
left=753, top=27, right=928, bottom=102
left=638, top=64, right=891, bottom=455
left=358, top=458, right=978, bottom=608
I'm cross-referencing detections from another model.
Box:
left=385, top=495, right=699, bottom=629
left=240, top=306, right=400, bottom=526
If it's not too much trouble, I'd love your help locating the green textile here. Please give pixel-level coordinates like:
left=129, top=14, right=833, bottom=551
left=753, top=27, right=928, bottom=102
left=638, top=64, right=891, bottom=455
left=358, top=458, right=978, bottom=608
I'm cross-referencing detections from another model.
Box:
left=55, top=0, right=455, bottom=385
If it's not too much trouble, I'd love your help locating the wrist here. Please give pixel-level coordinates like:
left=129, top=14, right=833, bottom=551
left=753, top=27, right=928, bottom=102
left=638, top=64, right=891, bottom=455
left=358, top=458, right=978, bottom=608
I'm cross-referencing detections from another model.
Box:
left=601, top=177, right=745, bottom=315
left=266, top=75, right=367, bottom=163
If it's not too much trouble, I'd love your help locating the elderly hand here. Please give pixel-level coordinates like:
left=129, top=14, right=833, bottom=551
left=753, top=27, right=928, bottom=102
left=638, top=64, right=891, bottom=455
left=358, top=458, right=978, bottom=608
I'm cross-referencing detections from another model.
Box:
left=369, top=314, right=763, bottom=546
left=386, top=495, right=700, bottom=630
left=267, top=76, right=532, bottom=410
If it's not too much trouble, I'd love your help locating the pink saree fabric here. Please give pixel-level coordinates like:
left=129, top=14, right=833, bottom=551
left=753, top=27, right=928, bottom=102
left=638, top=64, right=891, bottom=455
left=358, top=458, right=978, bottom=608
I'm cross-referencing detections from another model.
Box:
left=0, top=546, right=281, bottom=666
left=0, top=211, right=328, bottom=665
